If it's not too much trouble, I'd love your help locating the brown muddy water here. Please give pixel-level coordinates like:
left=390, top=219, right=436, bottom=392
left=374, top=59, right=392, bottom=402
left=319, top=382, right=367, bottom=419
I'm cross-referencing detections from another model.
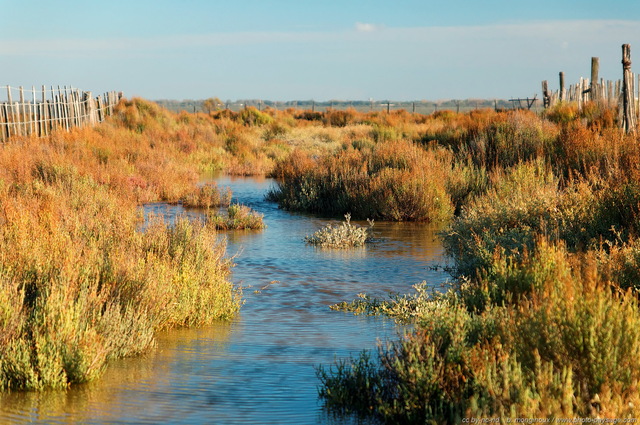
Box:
left=0, top=176, right=450, bottom=425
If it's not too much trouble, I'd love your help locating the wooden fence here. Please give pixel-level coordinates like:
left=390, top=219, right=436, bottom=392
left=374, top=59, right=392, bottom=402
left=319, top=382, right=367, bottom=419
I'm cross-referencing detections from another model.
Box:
left=542, top=74, right=639, bottom=110
left=0, top=86, right=122, bottom=142
left=542, top=44, right=639, bottom=132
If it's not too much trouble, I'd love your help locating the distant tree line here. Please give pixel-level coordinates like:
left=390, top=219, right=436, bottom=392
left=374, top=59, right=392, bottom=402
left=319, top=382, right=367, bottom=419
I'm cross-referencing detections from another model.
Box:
left=154, top=98, right=522, bottom=114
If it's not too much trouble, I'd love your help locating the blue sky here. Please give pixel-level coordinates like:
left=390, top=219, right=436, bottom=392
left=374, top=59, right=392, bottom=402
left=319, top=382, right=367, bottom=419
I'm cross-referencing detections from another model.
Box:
left=2, top=0, right=639, bottom=101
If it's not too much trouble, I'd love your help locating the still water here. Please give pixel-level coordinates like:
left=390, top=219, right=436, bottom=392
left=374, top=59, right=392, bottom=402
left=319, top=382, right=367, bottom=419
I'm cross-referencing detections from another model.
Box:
left=0, top=176, right=449, bottom=424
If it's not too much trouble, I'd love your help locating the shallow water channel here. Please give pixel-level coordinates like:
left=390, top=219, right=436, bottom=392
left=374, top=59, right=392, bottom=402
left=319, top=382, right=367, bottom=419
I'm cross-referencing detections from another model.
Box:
left=0, top=176, right=449, bottom=424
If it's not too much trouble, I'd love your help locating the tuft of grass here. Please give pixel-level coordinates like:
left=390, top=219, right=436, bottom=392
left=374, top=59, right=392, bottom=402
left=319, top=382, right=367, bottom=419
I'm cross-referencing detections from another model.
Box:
left=304, top=214, right=373, bottom=248
left=206, top=204, right=265, bottom=230
left=330, top=281, right=449, bottom=323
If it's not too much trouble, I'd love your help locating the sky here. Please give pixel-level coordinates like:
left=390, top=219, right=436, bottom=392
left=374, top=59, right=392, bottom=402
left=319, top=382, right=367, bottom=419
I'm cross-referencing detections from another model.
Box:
left=1, top=0, right=640, bottom=102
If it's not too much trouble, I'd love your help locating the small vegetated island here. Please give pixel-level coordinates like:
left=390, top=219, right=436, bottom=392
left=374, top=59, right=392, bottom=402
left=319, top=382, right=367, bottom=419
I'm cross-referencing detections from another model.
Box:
left=304, top=213, right=373, bottom=248
left=1, top=97, right=639, bottom=423
left=207, top=204, right=266, bottom=230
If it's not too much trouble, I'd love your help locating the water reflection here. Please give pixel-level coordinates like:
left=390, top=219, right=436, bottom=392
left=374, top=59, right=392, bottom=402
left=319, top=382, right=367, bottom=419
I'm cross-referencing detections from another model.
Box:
left=0, top=176, right=450, bottom=425
left=0, top=324, right=233, bottom=424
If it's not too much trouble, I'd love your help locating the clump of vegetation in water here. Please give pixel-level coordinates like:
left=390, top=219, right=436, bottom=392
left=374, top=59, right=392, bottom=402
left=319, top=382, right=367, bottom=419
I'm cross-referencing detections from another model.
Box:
left=181, top=182, right=232, bottom=208
left=304, top=214, right=373, bottom=248
left=330, top=281, right=445, bottom=323
left=207, top=204, right=265, bottom=230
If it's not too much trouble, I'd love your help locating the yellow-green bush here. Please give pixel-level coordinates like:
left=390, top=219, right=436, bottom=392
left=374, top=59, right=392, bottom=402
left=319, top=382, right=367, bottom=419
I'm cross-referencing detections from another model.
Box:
left=319, top=240, right=640, bottom=422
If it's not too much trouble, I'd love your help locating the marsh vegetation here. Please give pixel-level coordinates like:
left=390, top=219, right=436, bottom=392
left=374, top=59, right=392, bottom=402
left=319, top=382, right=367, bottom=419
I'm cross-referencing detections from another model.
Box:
left=312, top=103, right=640, bottom=422
left=2, top=95, right=639, bottom=424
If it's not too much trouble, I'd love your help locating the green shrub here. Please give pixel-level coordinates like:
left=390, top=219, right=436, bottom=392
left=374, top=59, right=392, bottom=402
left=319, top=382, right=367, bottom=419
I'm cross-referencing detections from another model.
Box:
left=445, top=158, right=489, bottom=215
left=263, top=121, right=289, bottom=141
left=442, top=159, right=561, bottom=279
left=370, top=124, right=400, bottom=143
left=239, top=107, right=273, bottom=126
left=304, top=214, right=372, bottom=248
left=443, top=158, right=640, bottom=282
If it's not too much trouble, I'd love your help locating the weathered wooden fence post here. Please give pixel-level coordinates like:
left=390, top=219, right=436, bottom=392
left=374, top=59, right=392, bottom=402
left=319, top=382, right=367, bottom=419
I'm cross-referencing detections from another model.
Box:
left=559, top=72, right=565, bottom=101
left=0, top=102, right=7, bottom=142
left=40, top=86, right=45, bottom=136
left=13, top=99, right=21, bottom=137
left=19, top=86, right=26, bottom=136
left=542, top=80, right=551, bottom=108
left=62, top=86, right=70, bottom=131
left=6, top=86, right=14, bottom=139
left=622, top=44, right=636, bottom=134
left=30, top=86, right=36, bottom=136
left=52, top=86, right=59, bottom=130
left=638, top=74, right=640, bottom=122
left=0, top=103, right=5, bottom=142
left=0, top=92, right=7, bottom=142
left=590, top=57, right=599, bottom=102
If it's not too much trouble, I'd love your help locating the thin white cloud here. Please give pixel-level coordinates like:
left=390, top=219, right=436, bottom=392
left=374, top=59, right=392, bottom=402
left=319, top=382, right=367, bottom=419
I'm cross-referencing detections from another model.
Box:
left=355, top=22, right=383, bottom=32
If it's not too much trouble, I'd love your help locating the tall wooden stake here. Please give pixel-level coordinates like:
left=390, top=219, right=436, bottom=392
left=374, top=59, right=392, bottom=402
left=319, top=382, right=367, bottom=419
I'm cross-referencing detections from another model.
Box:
left=622, top=44, right=636, bottom=134
left=542, top=80, right=550, bottom=108
left=590, top=57, right=599, bottom=102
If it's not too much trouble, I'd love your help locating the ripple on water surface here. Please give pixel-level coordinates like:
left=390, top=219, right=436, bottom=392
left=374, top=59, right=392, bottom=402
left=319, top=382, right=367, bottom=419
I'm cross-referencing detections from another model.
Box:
left=0, top=176, right=450, bottom=425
